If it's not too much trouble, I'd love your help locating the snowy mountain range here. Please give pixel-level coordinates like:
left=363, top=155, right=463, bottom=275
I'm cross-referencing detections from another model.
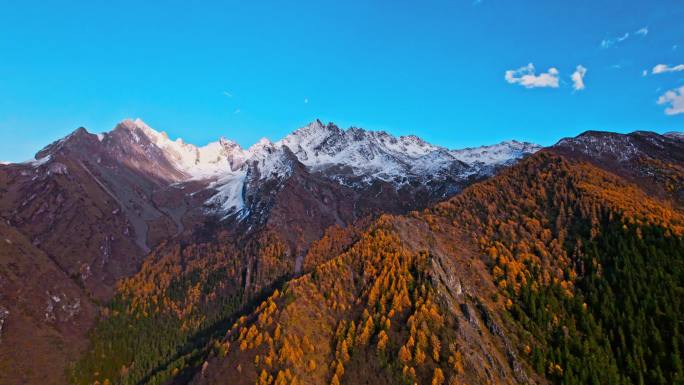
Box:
left=77, top=118, right=540, bottom=218
left=2, top=119, right=541, bottom=224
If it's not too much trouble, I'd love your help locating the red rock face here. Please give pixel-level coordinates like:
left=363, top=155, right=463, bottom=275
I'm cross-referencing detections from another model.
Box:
left=0, top=221, right=97, bottom=385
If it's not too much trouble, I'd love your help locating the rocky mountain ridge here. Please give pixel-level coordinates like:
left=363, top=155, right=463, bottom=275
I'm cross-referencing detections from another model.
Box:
left=63, top=118, right=542, bottom=219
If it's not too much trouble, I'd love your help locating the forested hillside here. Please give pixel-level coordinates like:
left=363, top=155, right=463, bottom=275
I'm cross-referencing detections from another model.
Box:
left=430, top=152, right=684, bottom=385
left=69, top=221, right=370, bottom=385
left=191, top=152, right=684, bottom=385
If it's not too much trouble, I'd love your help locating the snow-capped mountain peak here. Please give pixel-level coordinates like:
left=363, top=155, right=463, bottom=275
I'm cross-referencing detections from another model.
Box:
left=276, top=120, right=539, bottom=182
left=112, top=118, right=248, bottom=178
left=249, top=137, right=276, bottom=153
left=278, top=121, right=440, bottom=178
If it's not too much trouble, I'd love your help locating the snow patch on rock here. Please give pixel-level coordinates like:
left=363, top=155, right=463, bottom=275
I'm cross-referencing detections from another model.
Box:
left=24, top=155, right=52, bottom=167
left=664, top=131, right=684, bottom=141
left=556, top=133, right=640, bottom=161
left=451, top=141, right=541, bottom=166
left=206, top=168, right=248, bottom=217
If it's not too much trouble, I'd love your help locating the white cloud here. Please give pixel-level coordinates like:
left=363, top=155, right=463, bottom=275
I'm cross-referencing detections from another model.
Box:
left=571, top=65, right=587, bottom=91
left=642, top=69, right=649, bottom=77
left=600, top=27, right=648, bottom=48
left=304, top=98, right=309, bottom=104
left=233, top=108, right=241, bottom=114
left=505, top=63, right=559, bottom=88
left=223, top=91, right=233, bottom=97
left=657, top=86, right=684, bottom=115
left=652, top=63, right=684, bottom=74
left=601, top=32, right=629, bottom=48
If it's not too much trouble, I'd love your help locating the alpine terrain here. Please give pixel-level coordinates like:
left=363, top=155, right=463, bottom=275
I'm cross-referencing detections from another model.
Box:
left=1, top=120, right=682, bottom=385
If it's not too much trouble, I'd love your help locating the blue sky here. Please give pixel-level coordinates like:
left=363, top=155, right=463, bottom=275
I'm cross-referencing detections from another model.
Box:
left=1, top=0, right=683, bottom=162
